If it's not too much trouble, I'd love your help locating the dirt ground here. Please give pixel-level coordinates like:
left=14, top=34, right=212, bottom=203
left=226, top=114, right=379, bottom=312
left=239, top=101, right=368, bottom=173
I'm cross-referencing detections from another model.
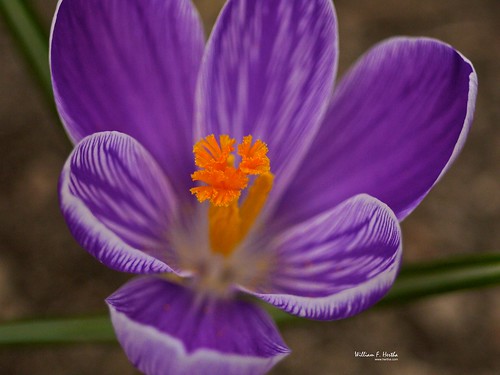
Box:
left=0, top=0, right=498, bottom=374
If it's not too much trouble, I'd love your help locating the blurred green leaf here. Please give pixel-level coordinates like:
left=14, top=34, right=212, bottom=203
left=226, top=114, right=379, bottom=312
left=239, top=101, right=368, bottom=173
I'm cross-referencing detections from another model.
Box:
left=0, top=0, right=71, bottom=151
left=0, top=316, right=115, bottom=345
left=0, top=0, right=52, bottom=100
left=378, top=252, right=500, bottom=305
left=0, top=253, right=498, bottom=344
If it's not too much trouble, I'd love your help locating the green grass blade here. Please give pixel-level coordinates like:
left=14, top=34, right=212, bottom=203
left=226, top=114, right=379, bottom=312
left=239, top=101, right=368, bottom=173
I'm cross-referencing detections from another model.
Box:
left=0, top=316, right=115, bottom=345
left=0, top=0, right=52, bottom=100
left=378, top=253, right=500, bottom=305
left=0, top=253, right=498, bottom=344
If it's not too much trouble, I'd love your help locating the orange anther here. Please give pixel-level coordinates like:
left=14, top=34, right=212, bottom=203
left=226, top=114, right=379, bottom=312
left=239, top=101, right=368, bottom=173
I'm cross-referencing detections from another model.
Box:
left=238, top=135, right=270, bottom=175
left=190, top=134, right=274, bottom=256
left=193, top=134, right=235, bottom=170
left=191, top=134, right=270, bottom=207
left=190, top=167, right=248, bottom=207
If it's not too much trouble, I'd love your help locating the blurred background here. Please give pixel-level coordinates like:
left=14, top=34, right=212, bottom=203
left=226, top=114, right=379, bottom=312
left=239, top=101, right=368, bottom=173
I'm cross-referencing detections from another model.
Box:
left=0, top=0, right=498, bottom=374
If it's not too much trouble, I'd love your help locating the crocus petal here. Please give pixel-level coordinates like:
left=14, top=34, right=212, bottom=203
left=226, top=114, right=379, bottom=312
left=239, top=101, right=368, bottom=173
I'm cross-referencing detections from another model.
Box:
left=244, top=194, right=402, bottom=320
left=60, top=132, right=179, bottom=274
left=50, top=0, right=205, bottom=198
left=276, top=37, right=477, bottom=225
left=196, top=0, right=337, bottom=204
left=107, top=277, right=290, bottom=375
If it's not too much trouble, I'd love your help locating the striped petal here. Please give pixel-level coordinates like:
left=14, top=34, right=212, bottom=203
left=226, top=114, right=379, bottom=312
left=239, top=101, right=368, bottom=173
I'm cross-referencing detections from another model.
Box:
left=195, top=0, right=337, bottom=207
left=244, top=194, right=402, bottom=320
left=59, top=132, right=179, bottom=274
left=107, top=277, right=290, bottom=375
left=50, top=0, right=205, bottom=199
left=276, top=37, right=477, bottom=225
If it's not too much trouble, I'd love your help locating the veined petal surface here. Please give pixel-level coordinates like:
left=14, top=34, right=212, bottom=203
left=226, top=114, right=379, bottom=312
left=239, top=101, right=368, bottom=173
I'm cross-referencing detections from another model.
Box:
left=107, top=277, right=290, bottom=375
left=50, top=0, right=205, bottom=198
left=245, top=195, right=402, bottom=320
left=196, top=0, right=337, bottom=205
left=60, top=132, right=178, bottom=274
left=277, top=37, right=477, bottom=224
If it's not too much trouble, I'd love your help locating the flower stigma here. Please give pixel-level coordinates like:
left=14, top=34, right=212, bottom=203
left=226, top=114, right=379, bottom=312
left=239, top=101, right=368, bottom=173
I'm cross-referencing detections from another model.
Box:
left=191, top=134, right=274, bottom=257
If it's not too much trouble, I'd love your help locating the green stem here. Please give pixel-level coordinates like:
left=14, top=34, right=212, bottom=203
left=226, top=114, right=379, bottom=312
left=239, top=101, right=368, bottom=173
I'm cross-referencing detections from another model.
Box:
left=378, top=253, right=500, bottom=305
left=0, top=0, right=52, bottom=101
left=0, top=316, right=114, bottom=345
left=0, top=0, right=71, bottom=151
left=0, top=253, right=498, bottom=345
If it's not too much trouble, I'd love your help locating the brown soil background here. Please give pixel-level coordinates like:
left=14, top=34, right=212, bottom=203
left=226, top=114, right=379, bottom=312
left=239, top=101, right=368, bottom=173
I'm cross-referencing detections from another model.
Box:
left=0, top=0, right=499, bottom=374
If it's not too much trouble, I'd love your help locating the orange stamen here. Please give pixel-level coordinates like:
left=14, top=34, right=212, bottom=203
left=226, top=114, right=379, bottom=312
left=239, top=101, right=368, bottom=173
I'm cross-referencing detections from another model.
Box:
left=191, top=134, right=270, bottom=207
left=238, top=135, right=270, bottom=175
left=190, top=134, right=274, bottom=256
left=191, top=168, right=248, bottom=207
left=193, top=134, right=235, bottom=170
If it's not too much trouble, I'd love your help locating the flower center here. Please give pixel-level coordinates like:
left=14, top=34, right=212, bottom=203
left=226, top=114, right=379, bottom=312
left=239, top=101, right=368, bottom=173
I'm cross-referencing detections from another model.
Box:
left=190, top=134, right=274, bottom=257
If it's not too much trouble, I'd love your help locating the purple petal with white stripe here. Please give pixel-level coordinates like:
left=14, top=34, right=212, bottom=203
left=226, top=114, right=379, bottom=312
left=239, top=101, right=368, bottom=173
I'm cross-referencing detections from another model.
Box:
left=50, top=0, right=205, bottom=199
left=244, top=194, right=402, bottom=320
left=107, top=277, right=290, bottom=375
left=59, top=132, right=179, bottom=274
left=276, top=37, right=477, bottom=225
left=196, top=0, right=337, bottom=205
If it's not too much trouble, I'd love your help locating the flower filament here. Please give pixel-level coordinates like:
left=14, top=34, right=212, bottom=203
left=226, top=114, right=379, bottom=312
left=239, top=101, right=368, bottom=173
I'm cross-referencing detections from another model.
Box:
left=191, top=134, right=273, bottom=257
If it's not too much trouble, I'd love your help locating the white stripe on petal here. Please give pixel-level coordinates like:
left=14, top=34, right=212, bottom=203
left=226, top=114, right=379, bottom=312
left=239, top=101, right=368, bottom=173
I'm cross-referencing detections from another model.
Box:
left=109, top=308, right=288, bottom=375
left=107, top=277, right=290, bottom=375
left=60, top=132, right=179, bottom=274
left=241, top=194, right=402, bottom=320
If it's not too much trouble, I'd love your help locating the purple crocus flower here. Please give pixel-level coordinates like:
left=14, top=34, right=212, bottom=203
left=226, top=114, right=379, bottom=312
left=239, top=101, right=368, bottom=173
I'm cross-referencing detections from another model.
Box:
left=50, top=0, right=477, bottom=374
